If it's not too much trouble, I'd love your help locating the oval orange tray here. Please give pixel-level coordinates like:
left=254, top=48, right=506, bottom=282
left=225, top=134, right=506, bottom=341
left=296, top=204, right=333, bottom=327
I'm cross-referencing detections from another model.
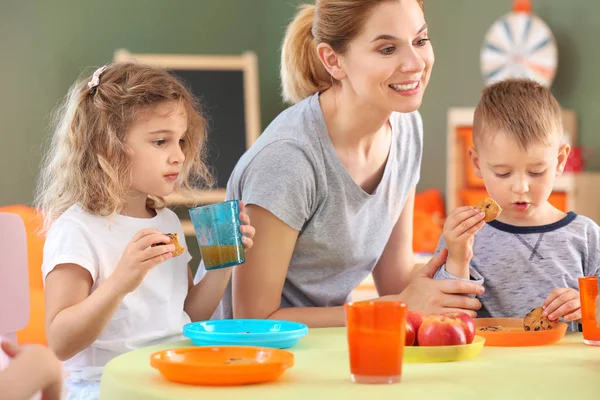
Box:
left=150, top=346, right=294, bottom=386
left=475, top=318, right=567, bottom=346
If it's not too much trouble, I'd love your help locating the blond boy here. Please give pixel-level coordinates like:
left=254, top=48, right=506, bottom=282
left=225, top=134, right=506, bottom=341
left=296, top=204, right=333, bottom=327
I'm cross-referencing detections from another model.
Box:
left=434, top=79, right=600, bottom=330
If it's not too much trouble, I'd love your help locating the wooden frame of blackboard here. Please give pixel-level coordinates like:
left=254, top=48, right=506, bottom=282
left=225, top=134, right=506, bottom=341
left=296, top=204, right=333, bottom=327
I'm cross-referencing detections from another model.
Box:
left=113, top=49, right=261, bottom=206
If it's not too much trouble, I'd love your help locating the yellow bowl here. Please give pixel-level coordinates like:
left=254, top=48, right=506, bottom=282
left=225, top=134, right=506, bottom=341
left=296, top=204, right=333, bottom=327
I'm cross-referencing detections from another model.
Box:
left=403, top=335, right=486, bottom=363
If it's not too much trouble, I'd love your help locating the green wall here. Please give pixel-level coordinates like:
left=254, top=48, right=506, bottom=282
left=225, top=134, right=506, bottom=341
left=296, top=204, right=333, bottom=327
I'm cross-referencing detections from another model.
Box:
left=1, top=0, right=598, bottom=207
left=420, top=0, right=600, bottom=192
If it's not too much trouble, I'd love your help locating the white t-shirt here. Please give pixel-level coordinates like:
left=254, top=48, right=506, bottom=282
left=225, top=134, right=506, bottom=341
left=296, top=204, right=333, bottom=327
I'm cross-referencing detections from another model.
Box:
left=42, top=205, right=191, bottom=384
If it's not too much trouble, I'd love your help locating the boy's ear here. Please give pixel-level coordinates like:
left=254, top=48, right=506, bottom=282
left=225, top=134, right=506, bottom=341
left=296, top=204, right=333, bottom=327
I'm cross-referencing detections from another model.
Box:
left=468, top=146, right=483, bottom=179
left=556, top=143, right=571, bottom=176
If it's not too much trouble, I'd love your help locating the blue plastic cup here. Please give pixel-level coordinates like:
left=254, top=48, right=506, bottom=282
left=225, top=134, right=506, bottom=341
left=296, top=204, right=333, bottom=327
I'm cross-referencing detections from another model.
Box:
left=189, top=200, right=245, bottom=270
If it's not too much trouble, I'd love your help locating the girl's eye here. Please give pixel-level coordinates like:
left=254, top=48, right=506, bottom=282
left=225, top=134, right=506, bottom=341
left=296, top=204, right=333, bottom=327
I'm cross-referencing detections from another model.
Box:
left=380, top=46, right=395, bottom=55
left=153, top=139, right=166, bottom=147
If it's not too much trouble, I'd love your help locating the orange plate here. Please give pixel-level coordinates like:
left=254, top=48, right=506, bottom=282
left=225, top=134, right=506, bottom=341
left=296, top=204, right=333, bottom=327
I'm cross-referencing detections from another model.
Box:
left=150, top=346, right=294, bottom=386
left=475, top=318, right=567, bottom=347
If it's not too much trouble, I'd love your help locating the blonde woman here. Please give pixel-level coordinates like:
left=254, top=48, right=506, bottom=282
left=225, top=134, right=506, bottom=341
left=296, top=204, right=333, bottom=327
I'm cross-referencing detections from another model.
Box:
left=36, top=63, right=255, bottom=399
left=199, top=0, right=484, bottom=327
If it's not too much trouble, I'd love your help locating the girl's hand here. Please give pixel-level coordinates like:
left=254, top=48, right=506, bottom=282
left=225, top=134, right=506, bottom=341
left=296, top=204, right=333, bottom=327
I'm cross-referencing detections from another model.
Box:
left=110, top=229, right=175, bottom=295
left=239, top=201, right=256, bottom=250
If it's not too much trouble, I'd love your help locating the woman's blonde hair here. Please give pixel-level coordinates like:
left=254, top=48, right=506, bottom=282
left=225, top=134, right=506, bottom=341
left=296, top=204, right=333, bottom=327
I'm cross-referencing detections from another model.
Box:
left=281, top=0, right=425, bottom=104
left=36, top=62, right=213, bottom=232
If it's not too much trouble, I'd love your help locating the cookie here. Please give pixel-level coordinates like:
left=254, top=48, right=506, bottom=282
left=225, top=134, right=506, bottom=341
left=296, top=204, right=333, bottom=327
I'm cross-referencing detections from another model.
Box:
left=474, top=197, right=502, bottom=222
left=523, top=306, right=560, bottom=331
left=152, top=233, right=185, bottom=257
left=478, top=326, right=504, bottom=332
left=225, top=358, right=256, bottom=365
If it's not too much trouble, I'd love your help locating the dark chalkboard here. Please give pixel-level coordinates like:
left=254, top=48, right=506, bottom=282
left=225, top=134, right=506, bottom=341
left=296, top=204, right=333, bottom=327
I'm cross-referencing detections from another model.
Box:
left=114, top=50, right=261, bottom=205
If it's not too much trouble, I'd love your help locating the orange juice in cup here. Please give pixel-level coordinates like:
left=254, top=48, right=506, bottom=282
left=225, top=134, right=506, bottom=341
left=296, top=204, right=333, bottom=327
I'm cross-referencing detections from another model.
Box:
left=578, top=276, right=600, bottom=346
left=345, top=301, right=407, bottom=384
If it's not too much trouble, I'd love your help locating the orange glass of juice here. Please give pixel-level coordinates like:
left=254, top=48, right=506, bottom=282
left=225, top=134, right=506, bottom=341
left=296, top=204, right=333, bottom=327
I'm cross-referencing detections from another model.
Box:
left=345, top=301, right=407, bottom=384
left=578, top=276, right=600, bottom=346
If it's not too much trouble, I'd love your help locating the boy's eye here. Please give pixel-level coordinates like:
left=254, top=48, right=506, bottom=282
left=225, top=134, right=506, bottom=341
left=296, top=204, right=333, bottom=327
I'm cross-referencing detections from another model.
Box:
left=529, top=170, right=546, bottom=177
left=494, top=172, right=510, bottom=178
left=380, top=46, right=395, bottom=55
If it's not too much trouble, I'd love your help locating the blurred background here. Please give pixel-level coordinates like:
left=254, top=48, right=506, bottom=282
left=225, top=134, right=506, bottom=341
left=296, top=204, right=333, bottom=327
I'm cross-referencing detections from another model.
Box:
left=2, top=0, right=599, bottom=207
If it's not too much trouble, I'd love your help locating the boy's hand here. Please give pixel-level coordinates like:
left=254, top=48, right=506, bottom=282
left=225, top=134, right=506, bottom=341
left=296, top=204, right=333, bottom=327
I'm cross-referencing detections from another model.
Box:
left=543, top=288, right=581, bottom=322
left=442, top=206, right=486, bottom=277
left=239, top=201, right=256, bottom=251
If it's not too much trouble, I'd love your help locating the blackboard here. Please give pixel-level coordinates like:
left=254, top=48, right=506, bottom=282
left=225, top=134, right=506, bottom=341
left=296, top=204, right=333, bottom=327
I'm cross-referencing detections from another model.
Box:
left=113, top=50, right=261, bottom=205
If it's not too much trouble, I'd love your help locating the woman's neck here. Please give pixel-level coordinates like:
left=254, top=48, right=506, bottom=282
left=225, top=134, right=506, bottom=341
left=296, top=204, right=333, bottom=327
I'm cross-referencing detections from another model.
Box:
left=319, top=86, right=392, bottom=151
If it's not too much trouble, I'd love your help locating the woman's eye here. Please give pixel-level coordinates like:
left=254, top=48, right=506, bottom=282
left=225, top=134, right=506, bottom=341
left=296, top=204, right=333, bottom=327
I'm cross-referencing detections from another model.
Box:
left=380, top=46, right=395, bottom=55
left=416, top=38, right=431, bottom=47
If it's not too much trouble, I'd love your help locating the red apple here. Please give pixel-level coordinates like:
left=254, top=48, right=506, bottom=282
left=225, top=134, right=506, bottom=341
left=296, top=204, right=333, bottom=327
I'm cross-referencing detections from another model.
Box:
left=444, top=312, right=476, bottom=344
left=405, top=321, right=416, bottom=346
left=407, top=310, right=426, bottom=345
left=417, top=315, right=467, bottom=346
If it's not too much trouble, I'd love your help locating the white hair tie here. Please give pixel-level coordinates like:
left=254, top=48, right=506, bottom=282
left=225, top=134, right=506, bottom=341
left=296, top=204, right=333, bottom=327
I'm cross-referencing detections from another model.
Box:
left=87, top=65, right=108, bottom=94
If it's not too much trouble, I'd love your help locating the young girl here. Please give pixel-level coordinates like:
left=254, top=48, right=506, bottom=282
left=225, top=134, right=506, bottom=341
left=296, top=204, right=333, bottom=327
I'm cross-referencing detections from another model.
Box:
left=35, top=62, right=255, bottom=399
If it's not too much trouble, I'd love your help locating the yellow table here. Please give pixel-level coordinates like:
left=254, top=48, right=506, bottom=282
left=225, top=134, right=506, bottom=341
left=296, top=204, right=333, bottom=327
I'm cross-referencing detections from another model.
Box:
left=100, top=328, right=600, bottom=400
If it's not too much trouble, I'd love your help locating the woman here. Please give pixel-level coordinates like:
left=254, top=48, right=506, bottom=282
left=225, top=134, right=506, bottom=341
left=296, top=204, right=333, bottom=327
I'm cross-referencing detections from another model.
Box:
left=197, top=0, right=484, bottom=327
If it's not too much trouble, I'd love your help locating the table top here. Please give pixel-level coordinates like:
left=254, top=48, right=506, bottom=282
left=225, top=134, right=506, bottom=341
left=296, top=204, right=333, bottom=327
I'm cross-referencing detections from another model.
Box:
left=100, top=328, right=600, bottom=400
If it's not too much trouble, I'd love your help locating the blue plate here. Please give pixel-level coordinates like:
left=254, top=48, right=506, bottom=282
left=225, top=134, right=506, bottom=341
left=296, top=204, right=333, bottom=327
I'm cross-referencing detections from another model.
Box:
left=183, top=319, right=309, bottom=349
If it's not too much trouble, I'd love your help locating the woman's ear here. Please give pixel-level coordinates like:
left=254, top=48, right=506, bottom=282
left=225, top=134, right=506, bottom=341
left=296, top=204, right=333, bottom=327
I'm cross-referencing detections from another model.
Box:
left=316, top=43, right=346, bottom=81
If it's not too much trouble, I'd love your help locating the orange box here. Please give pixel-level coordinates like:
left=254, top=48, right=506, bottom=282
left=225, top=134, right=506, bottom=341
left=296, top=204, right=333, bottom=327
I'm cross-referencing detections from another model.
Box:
left=578, top=276, right=600, bottom=346
left=345, top=301, right=407, bottom=384
left=457, top=127, right=485, bottom=188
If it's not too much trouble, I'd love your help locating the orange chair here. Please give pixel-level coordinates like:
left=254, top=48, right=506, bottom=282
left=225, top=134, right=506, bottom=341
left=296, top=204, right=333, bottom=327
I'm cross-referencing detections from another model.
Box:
left=0, top=205, right=47, bottom=345
left=413, top=189, right=446, bottom=253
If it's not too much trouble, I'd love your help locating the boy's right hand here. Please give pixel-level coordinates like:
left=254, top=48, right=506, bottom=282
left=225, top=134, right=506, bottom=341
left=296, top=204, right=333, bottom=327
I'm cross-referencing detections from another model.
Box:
left=443, top=206, right=486, bottom=276
left=110, top=229, right=175, bottom=295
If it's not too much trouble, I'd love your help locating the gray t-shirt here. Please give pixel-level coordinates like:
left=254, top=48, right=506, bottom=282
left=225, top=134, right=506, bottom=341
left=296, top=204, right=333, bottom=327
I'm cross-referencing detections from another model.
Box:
left=433, top=212, right=600, bottom=330
left=211, top=92, right=423, bottom=319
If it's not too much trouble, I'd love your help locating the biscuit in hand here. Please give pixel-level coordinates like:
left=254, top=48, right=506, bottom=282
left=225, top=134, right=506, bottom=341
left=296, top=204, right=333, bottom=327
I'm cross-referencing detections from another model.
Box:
left=152, top=233, right=185, bottom=257
left=523, top=306, right=560, bottom=331
left=474, top=197, right=502, bottom=222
